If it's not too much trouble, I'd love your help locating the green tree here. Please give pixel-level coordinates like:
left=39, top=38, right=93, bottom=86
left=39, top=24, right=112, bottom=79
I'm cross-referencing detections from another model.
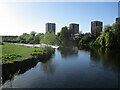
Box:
left=34, top=33, right=44, bottom=44
left=40, top=32, right=58, bottom=45
left=16, top=33, right=30, bottom=43
left=26, top=35, right=33, bottom=44
left=104, top=32, right=113, bottom=47
left=104, top=25, right=112, bottom=33
left=30, top=31, right=37, bottom=37
left=112, top=22, right=120, bottom=47
left=16, top=31, right=38, bottom=44
left=59, top=26, right=72, bottom=45
left=79, top=36, right=93, bottom=45
left=30, top=31, right=37, bottom=44
left=93, top=24, right=116, bottom=48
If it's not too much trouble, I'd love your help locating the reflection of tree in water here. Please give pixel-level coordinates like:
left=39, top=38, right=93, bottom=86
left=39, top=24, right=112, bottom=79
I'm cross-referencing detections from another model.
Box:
left=78, top=45, right=91, bottom=52
left=58, top=46, right=78, bottom=58
left=90, top=48, right=100, bottom=62
left=90, top=47, right=120, bottom=70
left=79, top=46, right=119, bottom=69
left=40, top=59, right=56, bottom=75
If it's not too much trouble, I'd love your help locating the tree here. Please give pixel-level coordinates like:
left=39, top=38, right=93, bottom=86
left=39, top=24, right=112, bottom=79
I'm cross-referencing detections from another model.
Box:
left=79, top=36, right=93, bottom=45
left=112, top=22, right=120, bottom=47
left=59, top=26, right=72, bottom=45
left=95, top=35, right=106, bottom=47
left=16, top=31, right=38, bottom=44
left=29, top=31, right=37, bottom=44
left=40, top=32, right=58, bottom=45
left=104, top=25, right=112, bottom=33
left=26, top=35, right=33, bottom=44
left=93, top=24, right=117, bottom=48
left=34, top=33, right=44, bottom=44
left=16, top=33, right=30, bottom=43
left=30, top=31, right=37, bottom=37
left=104, top=31, right=115, bottom=47
left=56, top=32, right=61, bottom=45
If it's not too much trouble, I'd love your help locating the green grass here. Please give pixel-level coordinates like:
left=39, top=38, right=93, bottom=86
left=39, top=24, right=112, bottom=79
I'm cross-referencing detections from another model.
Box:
left=1, top=43, right=46, bottom=64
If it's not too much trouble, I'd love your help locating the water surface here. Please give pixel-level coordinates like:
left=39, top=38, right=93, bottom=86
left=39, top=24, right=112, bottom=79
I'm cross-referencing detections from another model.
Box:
left=2, top=46, right=119, bottom=88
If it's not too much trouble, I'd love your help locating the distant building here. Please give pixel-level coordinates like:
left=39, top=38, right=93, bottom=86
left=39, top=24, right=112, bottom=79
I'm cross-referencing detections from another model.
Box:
left=116, top=17, right=120, bottom=23
left=69, top=23, right=79, bottom=34
left=46, top=23, right=56, bottom=33
left=91, top=21, right=103, bottom=37
left=73, top=33, right=81, bottom=39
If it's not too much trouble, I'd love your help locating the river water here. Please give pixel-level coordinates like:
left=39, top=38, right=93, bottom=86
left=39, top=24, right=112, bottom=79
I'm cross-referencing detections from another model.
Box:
left=1, top=46, right=119, bottom=88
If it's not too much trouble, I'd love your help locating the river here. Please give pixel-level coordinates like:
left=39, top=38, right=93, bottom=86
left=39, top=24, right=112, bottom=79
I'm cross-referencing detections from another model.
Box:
left=1, top=46, right=119, bottom=88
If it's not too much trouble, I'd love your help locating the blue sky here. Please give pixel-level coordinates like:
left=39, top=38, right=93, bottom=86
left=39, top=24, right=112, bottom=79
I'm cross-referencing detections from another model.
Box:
left=0, top=2, right=118, bottom=35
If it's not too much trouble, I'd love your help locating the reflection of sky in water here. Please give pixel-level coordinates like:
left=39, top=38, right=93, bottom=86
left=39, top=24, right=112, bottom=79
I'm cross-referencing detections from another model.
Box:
left=1, top=47, right=119, bottom=88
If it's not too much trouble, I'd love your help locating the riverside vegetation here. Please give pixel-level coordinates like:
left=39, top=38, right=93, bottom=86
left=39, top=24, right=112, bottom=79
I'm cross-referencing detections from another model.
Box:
left=1, top=43, right=54, bottom=64
left=2, top=22, right=120, bottom=48
left=79, top=22, right=120, bottom=48
left=1, top=21, right=120, bottom=65
left=2, top=26, right=78, bottom=46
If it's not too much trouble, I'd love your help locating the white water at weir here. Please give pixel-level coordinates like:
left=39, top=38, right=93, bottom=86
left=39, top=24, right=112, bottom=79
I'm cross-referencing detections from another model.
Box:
left=13, top=43, right=60, bottom=49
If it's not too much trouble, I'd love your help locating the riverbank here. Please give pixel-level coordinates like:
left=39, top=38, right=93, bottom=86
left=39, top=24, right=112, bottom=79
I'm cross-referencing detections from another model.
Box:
left=1, top=43, right=54, bottom=64
left=12, top=43, right=60, bottom=48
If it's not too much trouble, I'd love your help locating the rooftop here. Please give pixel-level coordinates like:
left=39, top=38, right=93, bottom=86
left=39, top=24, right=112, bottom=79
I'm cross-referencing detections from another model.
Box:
left=69, top=23, right=79, bottom=25
left=91, top=21, right=103, bottom=23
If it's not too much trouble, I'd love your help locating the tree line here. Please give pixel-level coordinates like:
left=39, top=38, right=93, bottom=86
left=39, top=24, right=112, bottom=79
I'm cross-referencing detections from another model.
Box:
left=2, top=26, right=78, bottom=46
left=2, top=21, right=120, bottom=48
left=79, top=21, right=120, bottom=48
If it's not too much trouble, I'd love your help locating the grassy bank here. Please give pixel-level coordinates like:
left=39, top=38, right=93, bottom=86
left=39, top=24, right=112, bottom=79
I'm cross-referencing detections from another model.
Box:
left=1, top=43, right=53, bottom=64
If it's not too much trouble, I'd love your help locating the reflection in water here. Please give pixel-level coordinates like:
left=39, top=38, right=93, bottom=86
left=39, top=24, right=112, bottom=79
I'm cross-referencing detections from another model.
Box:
left=58, top=46, right=78, bottom=58
left=1, top=46, right=119, bottom=88
left=89, top=47, right=120, bottom=70
left=40, top=59, right=56, bottom=75
left=90, top=48, right=100, bottom=62
left=39, top=49, right=56, bottom=75
left=78, top=45, right=91, bottom=52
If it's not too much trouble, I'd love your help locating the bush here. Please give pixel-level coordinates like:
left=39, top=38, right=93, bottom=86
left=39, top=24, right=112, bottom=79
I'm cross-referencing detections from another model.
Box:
left=2, top=54, right=22, bottom=63
left=79, top=36, right=95, bottom=45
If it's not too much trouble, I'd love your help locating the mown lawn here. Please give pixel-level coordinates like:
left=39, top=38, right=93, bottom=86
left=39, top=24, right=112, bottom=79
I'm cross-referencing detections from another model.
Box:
left=1, top=43, right=47, bottom=64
